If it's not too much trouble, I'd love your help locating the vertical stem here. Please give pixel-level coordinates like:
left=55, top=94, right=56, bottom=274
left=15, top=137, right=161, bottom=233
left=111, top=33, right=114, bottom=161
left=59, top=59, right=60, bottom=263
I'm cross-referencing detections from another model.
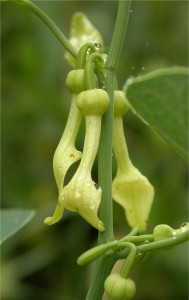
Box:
left=106, top=0, right=131, bottom=70
left=98, top=0, right=132, bottom=244
left=86, top=1, right=132, bottom=299
left=98, top=70, right=115, bottom=243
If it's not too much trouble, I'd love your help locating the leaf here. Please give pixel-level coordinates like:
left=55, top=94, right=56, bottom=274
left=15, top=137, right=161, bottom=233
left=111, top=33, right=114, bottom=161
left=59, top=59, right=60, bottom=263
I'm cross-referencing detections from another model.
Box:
left=124, top=67, right=188, bottom=160
left=0, top=209, right=35, bottom=245
left=64, top=12, right=104, bottom=66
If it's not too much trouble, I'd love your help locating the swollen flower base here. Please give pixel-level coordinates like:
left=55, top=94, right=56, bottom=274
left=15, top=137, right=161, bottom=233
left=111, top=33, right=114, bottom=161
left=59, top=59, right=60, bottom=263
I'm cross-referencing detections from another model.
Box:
left=104, top=273, right=136, bottom=300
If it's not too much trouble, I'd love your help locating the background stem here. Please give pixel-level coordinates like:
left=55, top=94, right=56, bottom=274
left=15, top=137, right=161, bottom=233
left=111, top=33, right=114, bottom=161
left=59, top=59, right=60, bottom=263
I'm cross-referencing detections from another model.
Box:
left=87, top=1, right=132, bottom=298
left=15, top=0, right=77, bottom=58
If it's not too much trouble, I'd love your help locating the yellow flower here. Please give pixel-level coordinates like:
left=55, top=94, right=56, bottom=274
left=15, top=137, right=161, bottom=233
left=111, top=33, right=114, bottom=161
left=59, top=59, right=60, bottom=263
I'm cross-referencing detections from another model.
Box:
left=59, top=89, right=109, bottom=231
left=44, top=95, right=82, bottom=225
left=112, top=91, right=154, bottom=231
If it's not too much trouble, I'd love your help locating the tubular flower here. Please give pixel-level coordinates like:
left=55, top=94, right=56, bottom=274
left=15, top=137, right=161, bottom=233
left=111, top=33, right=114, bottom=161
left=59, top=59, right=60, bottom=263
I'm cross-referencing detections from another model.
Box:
left=59, top=89, right=109, bottom=231
left=44, top=70, right=86, bottom=225
left=112, top=91, right=154, bottom=231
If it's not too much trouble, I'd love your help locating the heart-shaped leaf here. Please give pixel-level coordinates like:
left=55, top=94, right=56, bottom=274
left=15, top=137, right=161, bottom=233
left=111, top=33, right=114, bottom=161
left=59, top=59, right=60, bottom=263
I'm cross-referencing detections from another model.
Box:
left=124, top=67, right=188, bottom=160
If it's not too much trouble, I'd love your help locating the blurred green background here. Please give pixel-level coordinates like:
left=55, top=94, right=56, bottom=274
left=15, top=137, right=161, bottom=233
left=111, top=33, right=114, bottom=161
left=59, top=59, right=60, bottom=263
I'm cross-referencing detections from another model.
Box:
left=1, top=1, right=188, bottom=299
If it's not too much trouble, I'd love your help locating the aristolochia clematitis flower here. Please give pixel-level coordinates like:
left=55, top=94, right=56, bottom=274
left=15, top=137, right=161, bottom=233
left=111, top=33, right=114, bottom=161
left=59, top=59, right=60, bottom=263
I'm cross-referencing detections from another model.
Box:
left=64, top=12, right=104, bottom=66
left=59, top=89, right=109, bottom=231
left=112, top=91, right=154, bottom=231
left=44, top=70, right=86, bottom=225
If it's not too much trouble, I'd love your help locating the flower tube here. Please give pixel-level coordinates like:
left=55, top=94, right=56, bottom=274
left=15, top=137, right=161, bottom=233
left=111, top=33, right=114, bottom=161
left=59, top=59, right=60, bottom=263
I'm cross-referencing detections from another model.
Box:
left=60, top=89, right=109, bottom=231
left=112, top=91, right=154, bottom=231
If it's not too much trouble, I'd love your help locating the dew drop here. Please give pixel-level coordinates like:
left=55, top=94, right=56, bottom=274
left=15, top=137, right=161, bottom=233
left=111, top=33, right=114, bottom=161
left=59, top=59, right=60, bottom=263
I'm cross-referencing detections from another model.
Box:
left=94, top=42, right=101, bottom=51
left=130, top=9, right=133, bottom=13
left=144, top=240, right=150, bottom=244
left=86, top=181, right=91, bottom=187
left=137, top=250, right=142, bottom=257
left=180, top=222, right=189, bottom=232
left=102, top=54, right=107, bottom=63
left=78, top=176, right=83, bottom=182
left=90, top=202, right=96, bottom=210
left=101, top=80, right=106, bottom=89
left=172, top=230, right=177, bottom=240
left=75, top=187, right=82, bottom=199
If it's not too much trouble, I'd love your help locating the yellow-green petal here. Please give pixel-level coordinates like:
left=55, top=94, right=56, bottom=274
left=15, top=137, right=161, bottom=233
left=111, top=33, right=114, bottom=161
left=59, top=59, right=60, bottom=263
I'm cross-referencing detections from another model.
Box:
left=65, top=12, right=104, bottom=66
left=60, top=173, right=104, bottom=232
left=112, top=165, right=154, bottom=231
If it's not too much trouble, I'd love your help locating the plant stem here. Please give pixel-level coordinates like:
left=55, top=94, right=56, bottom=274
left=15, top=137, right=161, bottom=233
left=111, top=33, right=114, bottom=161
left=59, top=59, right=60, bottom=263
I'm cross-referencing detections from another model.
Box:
left=98, top=0, right=132, bottom=245
left=137, top=229, right=189, bottom=253
left=98, top=70, right=115, bottom=244
left=14, top=0, right=77, bottom=58
left=106, top=0, right=131, bottom=70
left=86, top=256, right=117, bottom=300
left=86, top=1, right=132, bottom=299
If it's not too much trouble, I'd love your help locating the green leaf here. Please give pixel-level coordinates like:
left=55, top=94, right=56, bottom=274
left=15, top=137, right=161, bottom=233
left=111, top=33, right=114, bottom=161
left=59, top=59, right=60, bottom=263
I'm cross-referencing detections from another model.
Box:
left=124, top=67, right=188, bottom=160
left=0, top=209, right=35, bottom=245
left=64, top=12, right=104, bottom=66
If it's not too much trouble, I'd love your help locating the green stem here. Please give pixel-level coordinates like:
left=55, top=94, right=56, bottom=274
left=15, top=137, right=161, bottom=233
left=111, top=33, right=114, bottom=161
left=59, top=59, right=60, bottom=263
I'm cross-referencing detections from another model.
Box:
left=76, top=42, right=97, bottom=69
left=86, top=256, right=117, bottom=300
left=84, top=53, right=105, bottom=90
left=119, top=242, right=137, bottom=278
left=13, top=0, right=77, bottom=58
left=106, top=0, right=131, bottom=70
left=98, top=0, right=132, bottom=246
left=137, top=229, right=189, bottom=253
left=86, top=1, right=132, bottom=299
left=119, top=234, right=154, bottom=243
left=98, top=70, right=115, bottom=244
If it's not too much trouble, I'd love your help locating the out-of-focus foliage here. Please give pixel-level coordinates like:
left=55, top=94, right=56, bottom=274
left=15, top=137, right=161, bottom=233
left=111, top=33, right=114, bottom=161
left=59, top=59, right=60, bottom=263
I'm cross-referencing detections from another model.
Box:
left=1, top=1, right=188, bottom=300
left=0, top=209, right=35, bottom=245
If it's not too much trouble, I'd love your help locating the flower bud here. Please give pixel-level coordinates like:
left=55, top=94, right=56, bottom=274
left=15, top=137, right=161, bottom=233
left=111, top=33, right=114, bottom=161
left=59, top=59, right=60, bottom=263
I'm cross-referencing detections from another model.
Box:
left=104, top=273, right=136, bottom=300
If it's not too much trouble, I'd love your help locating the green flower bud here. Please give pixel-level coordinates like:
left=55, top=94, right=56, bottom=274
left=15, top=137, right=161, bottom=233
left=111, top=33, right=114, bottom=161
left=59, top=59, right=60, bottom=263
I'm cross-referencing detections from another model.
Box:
left=104, top=273, right=136, bottom=300
left=153, top=224, right=173, bottom=241
left=114, top=91, right=129, bottom=117
left=66, top=69, right=86, bottom=94
left=77, top=89, right=109, bottom=116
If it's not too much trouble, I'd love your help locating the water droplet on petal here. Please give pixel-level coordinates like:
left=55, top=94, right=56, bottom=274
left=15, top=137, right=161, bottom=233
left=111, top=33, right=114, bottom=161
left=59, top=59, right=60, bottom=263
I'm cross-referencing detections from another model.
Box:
left=75, top=187, right=82, bottom=199
left=172, top=230, right=177, bottom=240
left=86, top=181, right=91, bottom=187
left=90, top=202, right=96, bottom=210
